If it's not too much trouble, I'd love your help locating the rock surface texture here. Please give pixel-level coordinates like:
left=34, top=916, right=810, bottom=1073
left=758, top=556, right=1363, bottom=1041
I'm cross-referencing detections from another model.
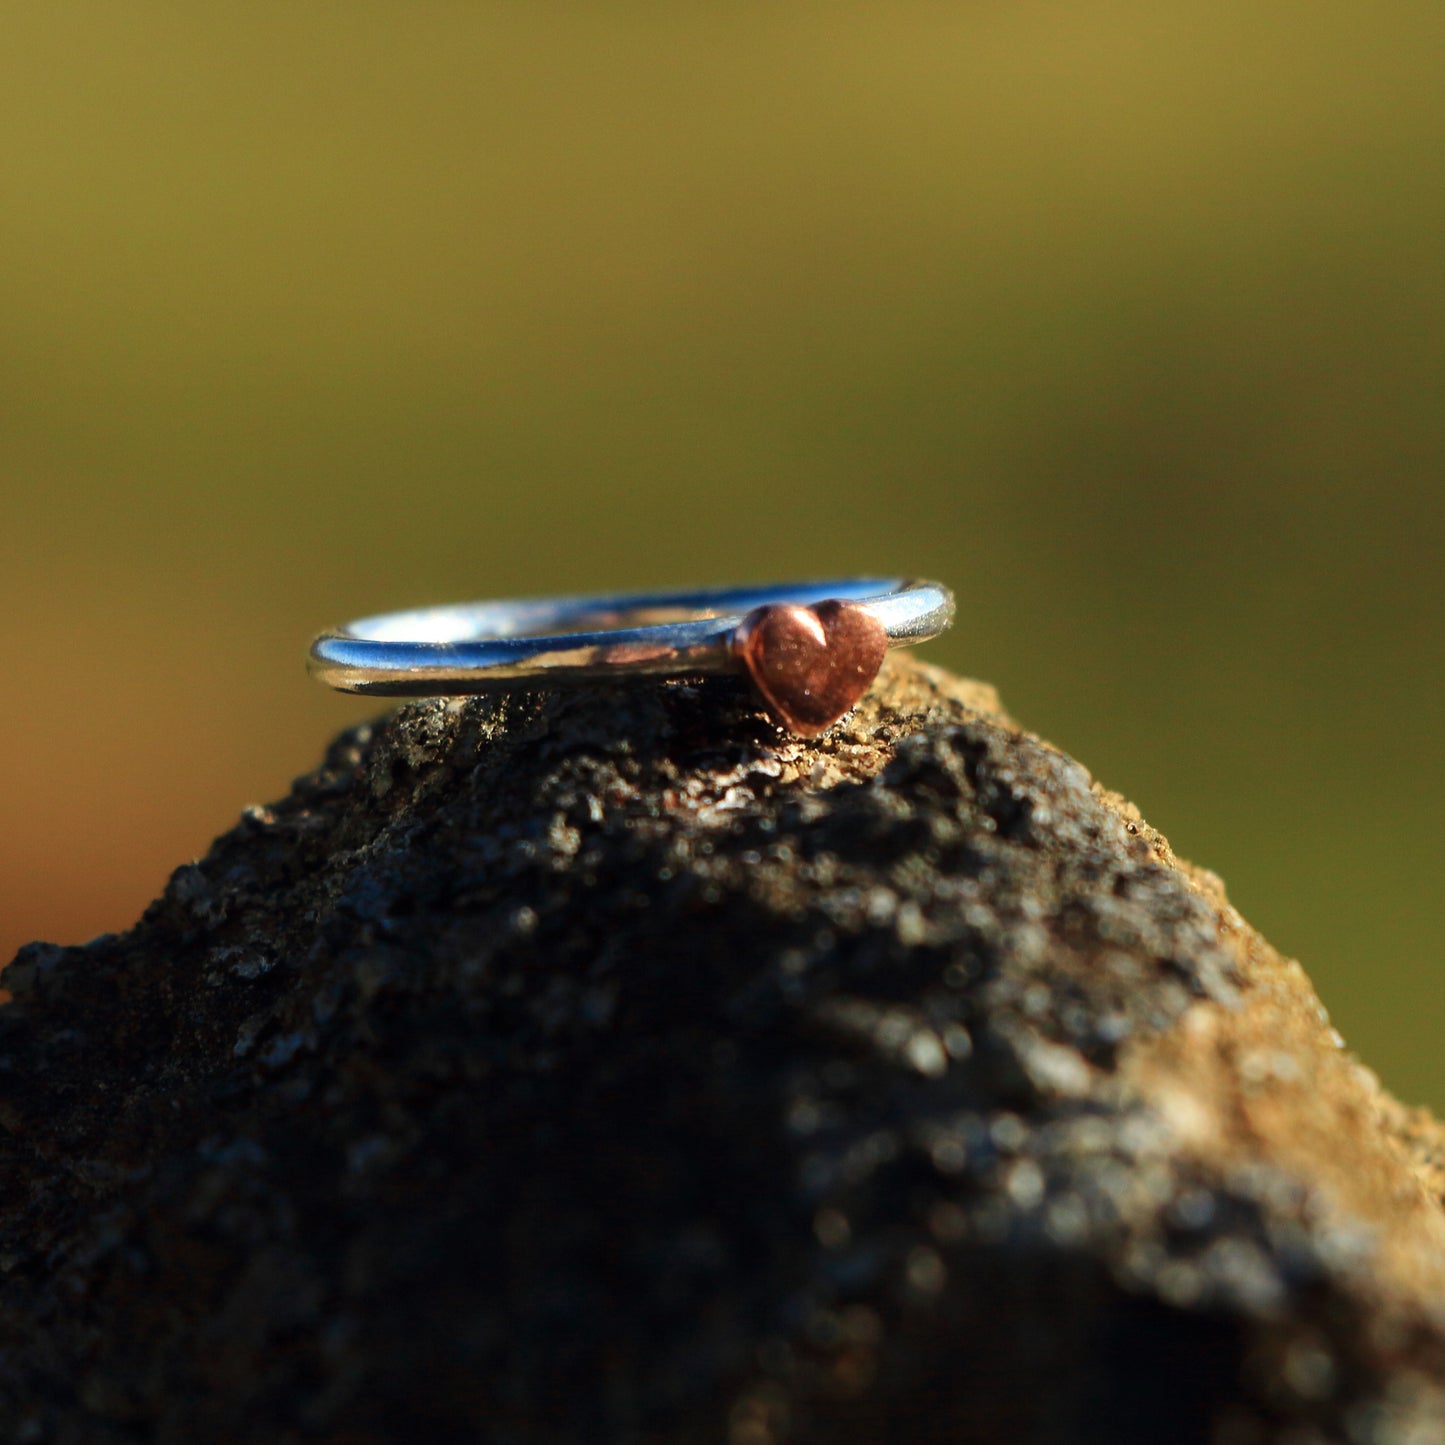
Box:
left=3, top=659, right=1445, bottom=1444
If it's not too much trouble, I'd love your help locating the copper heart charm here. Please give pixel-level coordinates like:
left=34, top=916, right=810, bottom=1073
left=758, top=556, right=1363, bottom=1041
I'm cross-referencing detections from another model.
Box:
left=731, top=599, right=888, bottom=738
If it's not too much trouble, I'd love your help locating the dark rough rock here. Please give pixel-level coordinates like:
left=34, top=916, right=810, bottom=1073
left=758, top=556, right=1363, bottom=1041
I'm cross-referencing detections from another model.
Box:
left=4, top=658, right=1445, bottom=1444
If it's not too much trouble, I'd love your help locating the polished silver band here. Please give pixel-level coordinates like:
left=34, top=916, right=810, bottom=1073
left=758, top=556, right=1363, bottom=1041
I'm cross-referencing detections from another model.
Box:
left=309, top=578, right=953, bottom=697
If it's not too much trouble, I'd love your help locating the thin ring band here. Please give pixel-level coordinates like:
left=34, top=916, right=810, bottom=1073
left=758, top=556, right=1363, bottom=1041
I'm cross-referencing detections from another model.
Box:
left=309, top=578, right=953, bottom=697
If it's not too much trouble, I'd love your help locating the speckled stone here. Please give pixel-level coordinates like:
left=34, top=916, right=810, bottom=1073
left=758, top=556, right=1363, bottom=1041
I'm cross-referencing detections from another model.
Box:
left=3, top=658, right=1445, bottom=1444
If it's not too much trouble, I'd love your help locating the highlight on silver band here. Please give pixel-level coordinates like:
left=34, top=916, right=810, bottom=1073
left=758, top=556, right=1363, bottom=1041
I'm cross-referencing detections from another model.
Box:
left=309, top=578, right=954, bottom=698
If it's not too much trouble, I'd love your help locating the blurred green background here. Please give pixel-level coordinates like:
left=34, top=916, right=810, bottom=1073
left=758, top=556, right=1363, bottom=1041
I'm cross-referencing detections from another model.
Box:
left=2, top=4, right=1441, bottom=1102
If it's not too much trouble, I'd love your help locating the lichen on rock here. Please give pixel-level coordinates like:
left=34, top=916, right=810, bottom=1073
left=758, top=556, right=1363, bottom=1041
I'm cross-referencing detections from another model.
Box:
left=2, top=656, right=1444, bottom=1444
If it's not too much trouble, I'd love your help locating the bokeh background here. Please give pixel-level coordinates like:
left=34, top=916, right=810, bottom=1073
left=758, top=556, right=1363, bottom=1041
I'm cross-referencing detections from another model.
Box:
left=2, top=4, right=1441, bottom=1102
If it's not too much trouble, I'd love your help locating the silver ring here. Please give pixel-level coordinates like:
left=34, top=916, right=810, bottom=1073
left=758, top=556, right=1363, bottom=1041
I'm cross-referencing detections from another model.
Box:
left=310, top=577, right=954, bottom=737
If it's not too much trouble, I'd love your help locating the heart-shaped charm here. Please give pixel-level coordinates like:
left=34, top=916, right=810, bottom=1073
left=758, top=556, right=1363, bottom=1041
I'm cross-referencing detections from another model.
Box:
left=731, top=599, right=888, bottom=738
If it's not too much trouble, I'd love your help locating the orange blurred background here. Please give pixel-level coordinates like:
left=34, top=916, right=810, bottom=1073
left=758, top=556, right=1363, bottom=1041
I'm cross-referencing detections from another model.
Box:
left=2, top=3, right=1442, bottom=1102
